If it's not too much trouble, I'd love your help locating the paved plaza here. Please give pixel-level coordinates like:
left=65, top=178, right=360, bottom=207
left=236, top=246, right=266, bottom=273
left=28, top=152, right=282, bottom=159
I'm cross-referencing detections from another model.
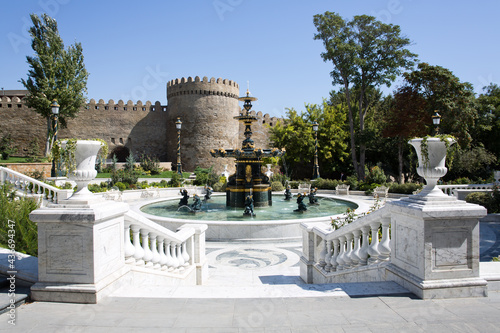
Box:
left=1, top=233, right=500, bottom=332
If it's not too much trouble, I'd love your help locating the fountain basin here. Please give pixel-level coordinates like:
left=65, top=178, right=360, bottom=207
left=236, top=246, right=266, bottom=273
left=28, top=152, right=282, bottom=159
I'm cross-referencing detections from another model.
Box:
left=132, top=194, right=370, bottom=242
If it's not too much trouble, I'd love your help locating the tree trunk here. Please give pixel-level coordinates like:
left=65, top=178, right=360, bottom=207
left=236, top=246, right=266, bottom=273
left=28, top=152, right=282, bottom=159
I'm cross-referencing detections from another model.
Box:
left=358, top=89, right=366, bottom=181
left=345, top=84, right=359, bottom=180
left=45, top=116, right=51, bottom=157
left=398, top=139, right=404, bottom=184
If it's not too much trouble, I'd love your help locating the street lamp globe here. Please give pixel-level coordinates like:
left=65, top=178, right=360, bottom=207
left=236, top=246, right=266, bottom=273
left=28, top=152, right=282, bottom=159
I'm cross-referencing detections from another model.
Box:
left=51, top=99, right=60, bottom=115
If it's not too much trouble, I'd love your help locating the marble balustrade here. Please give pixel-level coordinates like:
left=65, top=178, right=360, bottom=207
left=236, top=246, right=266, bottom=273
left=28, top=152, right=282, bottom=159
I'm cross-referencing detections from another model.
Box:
left=124, top=210, right=196, bottom=272
left=0, top=166, right=72, bottom=205
left=437, top=183, right=494, bottom=196
left=305, top=206, right=391, bottom=275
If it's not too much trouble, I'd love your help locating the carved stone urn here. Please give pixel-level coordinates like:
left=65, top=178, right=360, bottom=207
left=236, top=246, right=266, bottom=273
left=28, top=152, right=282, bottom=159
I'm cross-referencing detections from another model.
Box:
left=62, top=140, right=103, bottom=202
left=409, top=137, right=455, bottom=198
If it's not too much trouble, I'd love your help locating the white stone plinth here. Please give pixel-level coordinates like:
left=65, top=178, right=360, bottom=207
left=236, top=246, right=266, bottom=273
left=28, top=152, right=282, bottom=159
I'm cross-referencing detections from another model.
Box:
left=386, top=196, right=488, bottom=299
left=29, top=200, right=129, bottom=303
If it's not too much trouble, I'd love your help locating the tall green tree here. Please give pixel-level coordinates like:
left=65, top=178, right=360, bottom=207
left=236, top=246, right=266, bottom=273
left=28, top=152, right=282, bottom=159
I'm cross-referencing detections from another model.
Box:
left=269, top=101, right=349, bottom=179
left=313, top=12, right=417, bottom=180
left=20, top=13, right=89, bottom=156
left=475, top=83, right=500, bottom=164
left=381, top=86, right=429, bottom=183
left=402, top=63, right=476, bottom=146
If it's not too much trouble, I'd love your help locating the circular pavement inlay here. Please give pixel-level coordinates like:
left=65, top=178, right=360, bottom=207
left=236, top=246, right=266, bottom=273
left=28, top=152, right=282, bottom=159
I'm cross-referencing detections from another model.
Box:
left=215, top=248, right=289, bottom=269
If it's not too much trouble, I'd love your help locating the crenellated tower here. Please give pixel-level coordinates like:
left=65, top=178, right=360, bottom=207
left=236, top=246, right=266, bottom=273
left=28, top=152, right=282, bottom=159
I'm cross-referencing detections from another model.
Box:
left=166, top=76, right=240, bottom=174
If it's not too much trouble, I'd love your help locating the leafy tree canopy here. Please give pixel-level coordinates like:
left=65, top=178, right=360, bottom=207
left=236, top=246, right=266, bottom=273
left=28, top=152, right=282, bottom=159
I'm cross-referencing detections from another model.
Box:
left=402, top=63, right=476, bottom=146
left=313, top=11, right=417, bottom=180
left=20, top=13, right=89, bottom=155
left=269, top=100, right=349, bottom=179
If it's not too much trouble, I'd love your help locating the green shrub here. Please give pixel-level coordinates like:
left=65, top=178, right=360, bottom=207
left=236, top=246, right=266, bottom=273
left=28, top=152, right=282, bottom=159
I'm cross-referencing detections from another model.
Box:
left=88, top=184, right=109, bottom=193
left=466, top=186, right=500, bottom=213
left=111, top=169, right=139, bottom=186
left=452, top=177, right=472, bottom=185
left=288, top=181, right=300, bottom=189
left=213, top=181, right=227, bottom=192
left=0, top=134, right=17, bottom=160
left=271, top=181, right=285, bottom=191
left=193, top=166, right=218, bottom=186
left=114, top=182, right=127, bottom=191
left=140, top=154, right=161, bottom=175
left=365, top=166, right=387, bottom=185
left=271, top=172, right=289, bottom=186
left=313, top=178, right=339, bottom=190
left=389, top=182, right=423, bottom=194
left=345, top=175, right=359, bottom=190
left=168, top=172, right=182, bottom=187
left=0, top=184, right=39, bottom=256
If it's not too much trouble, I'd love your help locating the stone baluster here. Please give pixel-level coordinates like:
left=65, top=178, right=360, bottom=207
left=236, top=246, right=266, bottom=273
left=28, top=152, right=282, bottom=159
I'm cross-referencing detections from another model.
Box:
left=324, top=240, right=332, bottom=272
left=181, top=240, right=190, bottom=267
left=164, top=241, right=175, bottom=271
left=170, top=243, right=180, bottom=270
left=176, top=243, right=185, bottom=270
left=150, top=233, right=161, bottom=269
left=317, top=237, right=326, bottom=268
left=351, top=230, right=362, bottom=267
left=336, top=236, right=346, bottom=270
left=358, top=226, right=370, bottom=266
left=124, top=223, right=135, bottom=264
left=157, top=236, right=168, bottom=269
left=141, top=229, right=153, bottom=268
left=378, top=217, right=391, bottom=261
left=131, top=225, right=144, bottom=266
left=37, top=183, right=43, bottom=195
left=343, top=233, right=353, bottom=269
left=367, top=222, right=381, bottom=264
left=330, top=239, right=339, bottom=272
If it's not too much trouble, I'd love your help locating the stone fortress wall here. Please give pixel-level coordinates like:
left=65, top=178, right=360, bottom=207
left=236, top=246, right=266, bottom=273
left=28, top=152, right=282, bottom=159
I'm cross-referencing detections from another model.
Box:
left=0, top=77, right=280, bottom=173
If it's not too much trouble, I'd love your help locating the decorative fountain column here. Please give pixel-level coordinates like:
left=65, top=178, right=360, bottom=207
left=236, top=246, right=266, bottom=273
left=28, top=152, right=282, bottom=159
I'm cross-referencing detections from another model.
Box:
left=210, top=90, right=285, bottom=208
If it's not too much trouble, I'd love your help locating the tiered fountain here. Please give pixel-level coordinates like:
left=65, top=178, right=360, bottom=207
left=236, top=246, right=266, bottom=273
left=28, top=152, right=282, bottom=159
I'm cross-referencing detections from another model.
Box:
left=210, top=90, right=285, bottom=208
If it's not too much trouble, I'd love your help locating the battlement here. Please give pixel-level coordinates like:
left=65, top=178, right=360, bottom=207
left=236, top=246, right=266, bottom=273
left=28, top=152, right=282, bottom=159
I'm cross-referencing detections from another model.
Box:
left=86, top=99, right=167, bottom=112
left=166, top=76, right=240, bottom=100
left=243, top=110, right=281, bottom=127
left=0, top=94, right=168, bottom=113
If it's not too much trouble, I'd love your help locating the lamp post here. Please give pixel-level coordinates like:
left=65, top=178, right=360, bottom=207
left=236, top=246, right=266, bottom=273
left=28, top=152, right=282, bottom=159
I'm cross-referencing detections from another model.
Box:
left=312, top=121, right=320, bottom=180
left=432, top=111, right=441, bottom=135
left=50, top=99, right=60, bottom=177
left=175, top=117, right=182, bottom=176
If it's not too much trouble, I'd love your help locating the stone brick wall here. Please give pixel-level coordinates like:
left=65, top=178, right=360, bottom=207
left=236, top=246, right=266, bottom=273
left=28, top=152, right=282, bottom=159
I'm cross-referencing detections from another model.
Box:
left=2, top=163, right=52, bottom=178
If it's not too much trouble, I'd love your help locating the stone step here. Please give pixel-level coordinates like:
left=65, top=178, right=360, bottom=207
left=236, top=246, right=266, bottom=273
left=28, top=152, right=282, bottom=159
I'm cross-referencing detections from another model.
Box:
left=0, top=274, right=31, bottom=316
left=110, top=281, right=413, bottom=299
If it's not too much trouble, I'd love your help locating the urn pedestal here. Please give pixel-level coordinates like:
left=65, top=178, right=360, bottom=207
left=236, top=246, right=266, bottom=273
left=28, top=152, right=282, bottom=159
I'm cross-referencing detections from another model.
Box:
left=385, top=137, right=488, bottom=299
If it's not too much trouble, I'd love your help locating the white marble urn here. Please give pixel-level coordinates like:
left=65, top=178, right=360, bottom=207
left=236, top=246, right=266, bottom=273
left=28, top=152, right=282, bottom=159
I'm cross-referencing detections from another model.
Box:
left=62, top=140, right=103, bottom=201
left=494, top=170, right=500, bottom=184
left=409, top=137, right=455, bottom=197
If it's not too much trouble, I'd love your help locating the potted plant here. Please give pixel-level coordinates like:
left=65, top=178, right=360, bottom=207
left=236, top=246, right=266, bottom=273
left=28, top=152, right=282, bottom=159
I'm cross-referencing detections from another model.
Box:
left=51, top=138, right=108, bottom=201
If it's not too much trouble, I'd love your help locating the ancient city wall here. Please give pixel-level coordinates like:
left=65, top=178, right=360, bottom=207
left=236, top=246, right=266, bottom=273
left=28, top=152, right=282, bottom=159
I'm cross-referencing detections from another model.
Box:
left=0, top=81, right=281, bottom=173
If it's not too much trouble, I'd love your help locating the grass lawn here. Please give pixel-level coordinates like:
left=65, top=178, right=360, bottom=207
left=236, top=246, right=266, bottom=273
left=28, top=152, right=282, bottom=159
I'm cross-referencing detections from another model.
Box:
left=0, top=156, right=48, bottom=163
left=96, top=171, right=191, bottom=178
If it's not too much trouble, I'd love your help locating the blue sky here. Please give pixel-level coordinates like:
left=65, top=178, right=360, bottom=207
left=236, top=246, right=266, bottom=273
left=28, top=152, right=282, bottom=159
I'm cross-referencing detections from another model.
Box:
left=1, top=0, right=499, bottom=117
